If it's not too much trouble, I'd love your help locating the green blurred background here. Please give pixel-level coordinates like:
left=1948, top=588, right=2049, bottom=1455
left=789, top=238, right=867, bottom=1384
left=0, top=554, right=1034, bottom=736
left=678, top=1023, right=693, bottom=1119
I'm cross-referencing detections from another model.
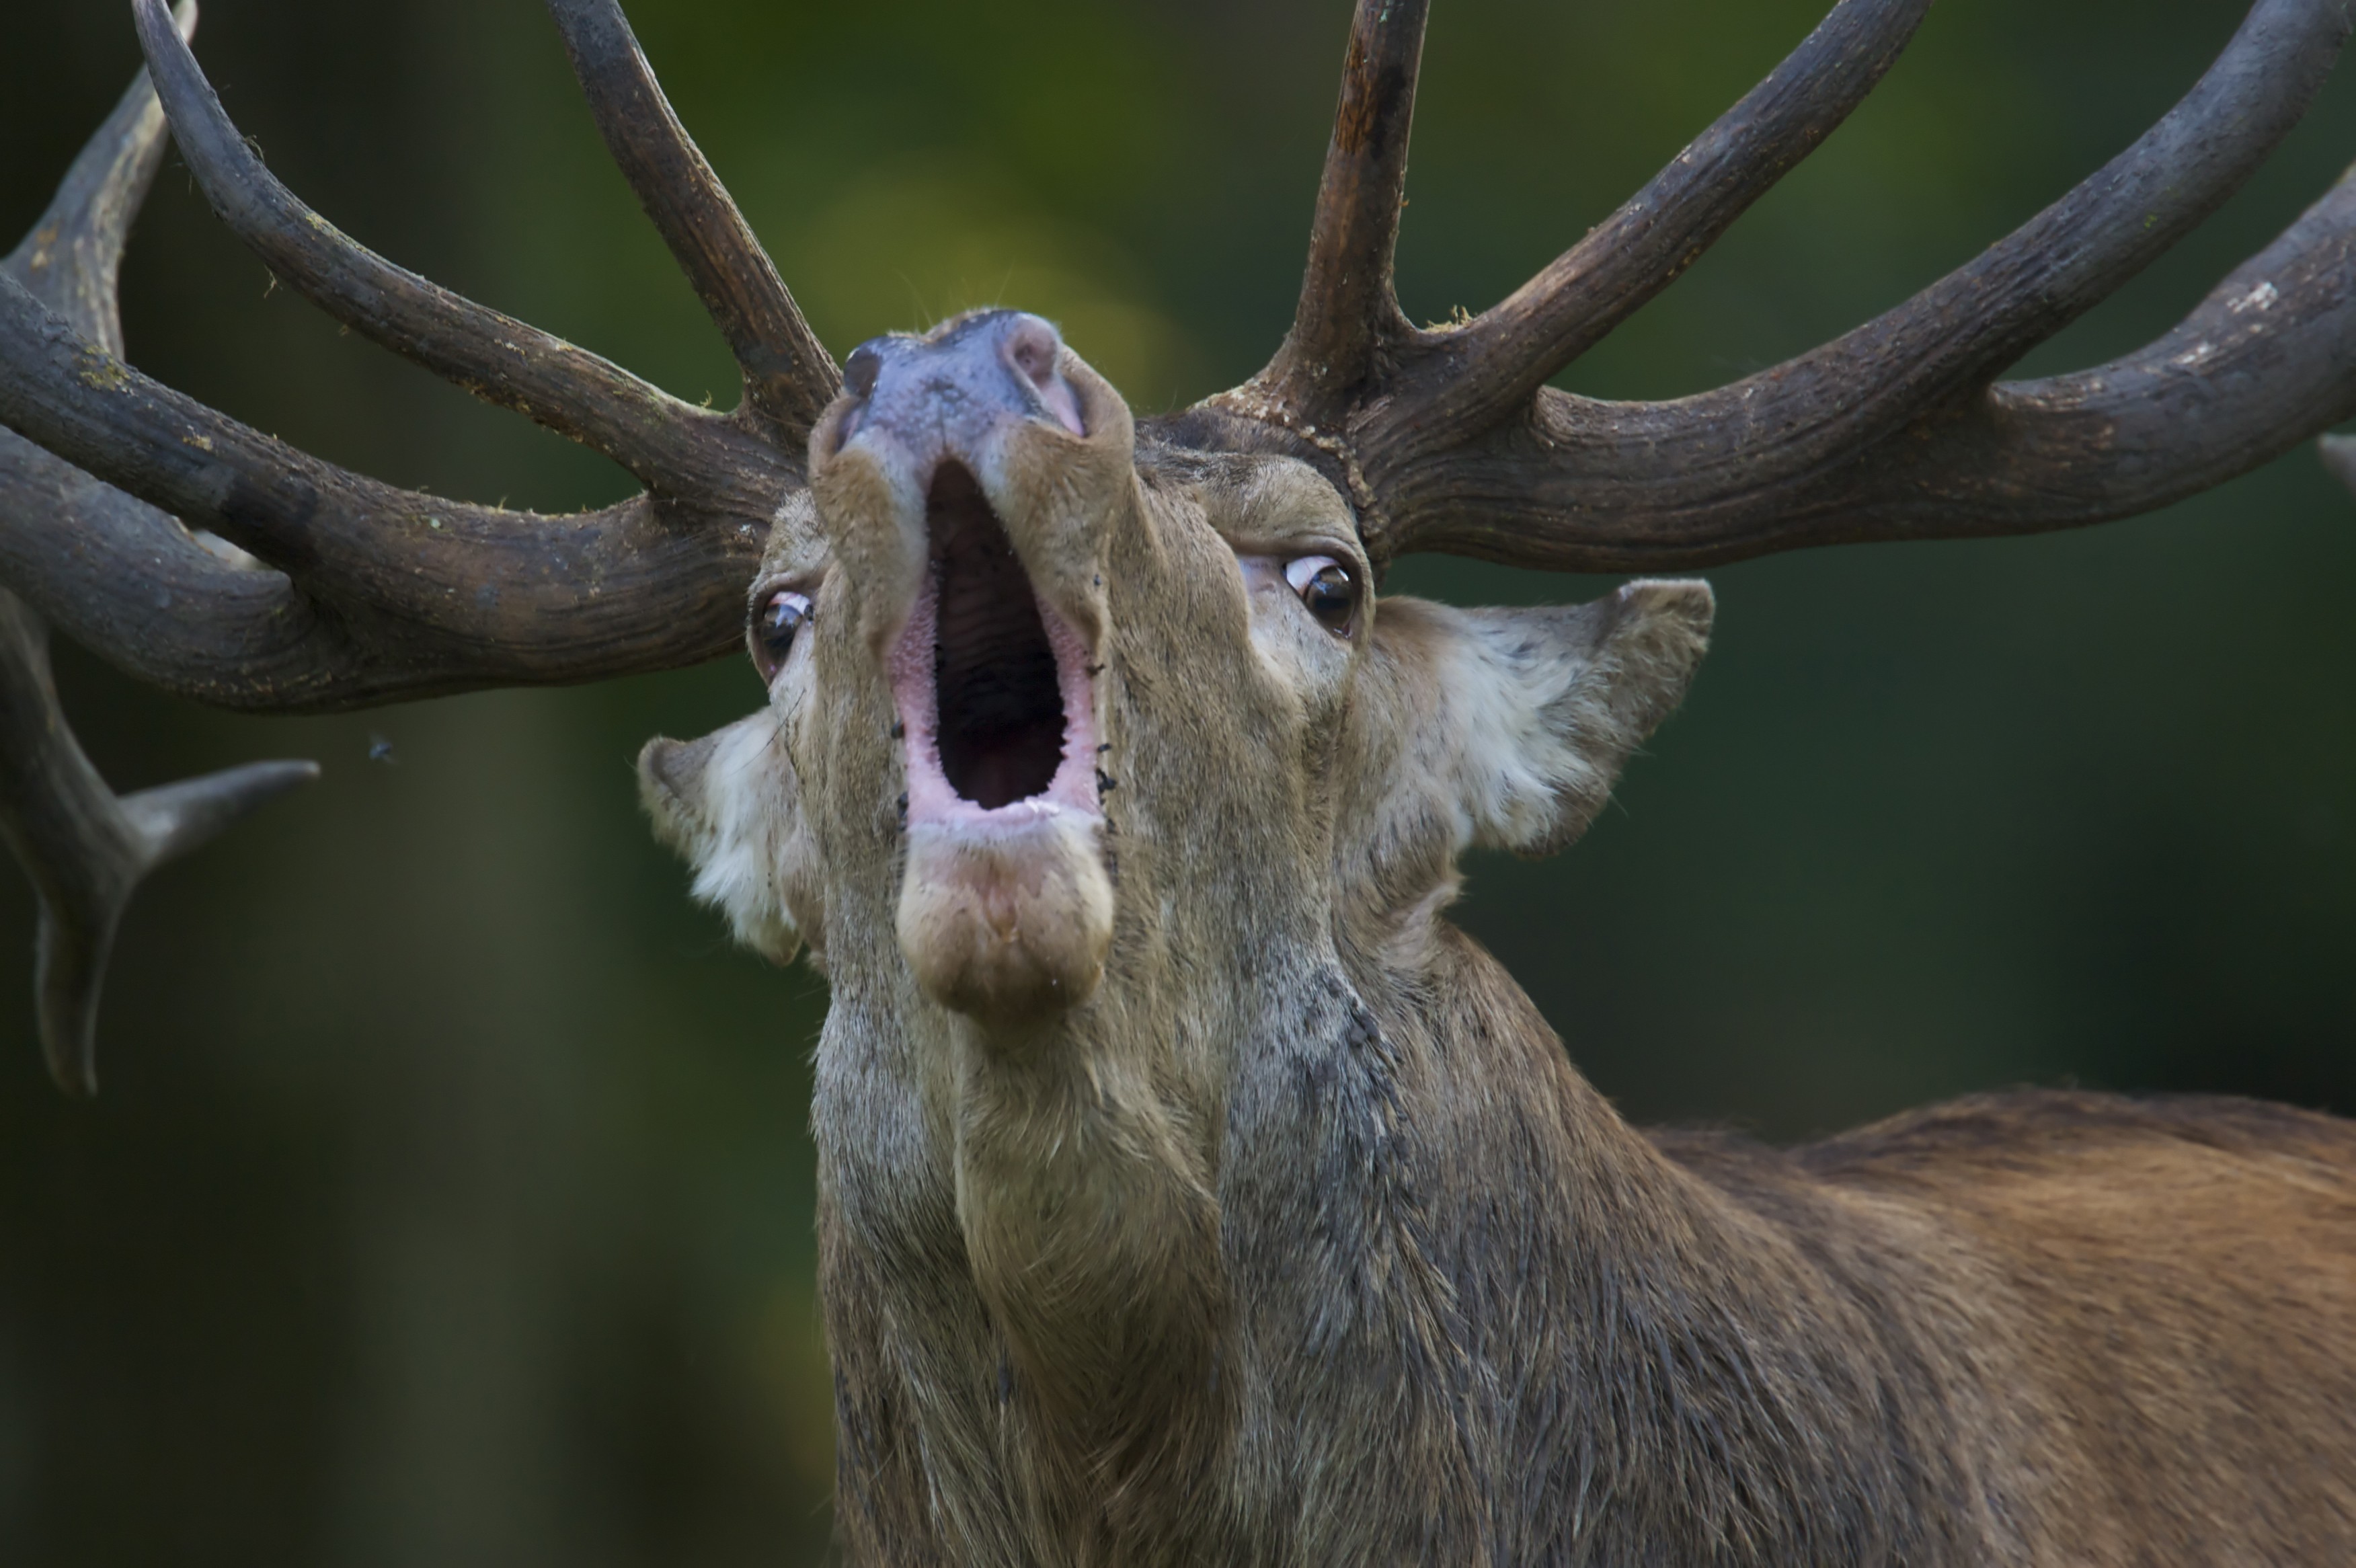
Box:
left=2, top=0, right=2351, bottom=1561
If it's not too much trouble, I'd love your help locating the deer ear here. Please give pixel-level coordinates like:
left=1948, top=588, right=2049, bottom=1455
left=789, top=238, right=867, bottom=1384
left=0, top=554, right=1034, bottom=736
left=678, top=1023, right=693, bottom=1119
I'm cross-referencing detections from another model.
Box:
left=639, top=712, right=814, bottom=965
left=1380, top=579, right=1713, bottom=861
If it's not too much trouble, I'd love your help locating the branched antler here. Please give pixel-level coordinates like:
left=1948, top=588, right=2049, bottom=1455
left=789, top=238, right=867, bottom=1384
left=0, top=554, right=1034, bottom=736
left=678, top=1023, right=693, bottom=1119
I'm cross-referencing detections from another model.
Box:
left=1, top=3, right=317, bottom=1095
left=1195, top=0, right=2356, bottom=570
left=0, top=0, right=839, bottom=714
left=0, top=0, right=847, bottom=1088
left=0, top=590, right=314, bottom=1095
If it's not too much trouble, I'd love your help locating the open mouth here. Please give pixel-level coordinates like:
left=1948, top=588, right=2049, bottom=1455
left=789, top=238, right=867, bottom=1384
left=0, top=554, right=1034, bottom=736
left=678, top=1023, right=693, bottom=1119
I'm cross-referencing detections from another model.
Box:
left=890, top=462, right=1099, bottom=828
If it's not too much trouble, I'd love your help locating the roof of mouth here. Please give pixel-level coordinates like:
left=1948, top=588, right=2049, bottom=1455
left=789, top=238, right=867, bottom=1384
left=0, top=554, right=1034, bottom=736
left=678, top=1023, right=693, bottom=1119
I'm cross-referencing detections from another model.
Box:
left=926, top=462, right=1067, bottom=811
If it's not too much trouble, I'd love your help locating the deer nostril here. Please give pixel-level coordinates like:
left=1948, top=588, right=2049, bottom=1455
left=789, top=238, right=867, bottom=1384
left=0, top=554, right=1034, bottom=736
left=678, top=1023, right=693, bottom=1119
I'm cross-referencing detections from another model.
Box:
left=1002, top=317, right=1085, bottom=436
left=1005, top=319, right=1058, bottom=391
left=845, top=340, right=885, bottom=400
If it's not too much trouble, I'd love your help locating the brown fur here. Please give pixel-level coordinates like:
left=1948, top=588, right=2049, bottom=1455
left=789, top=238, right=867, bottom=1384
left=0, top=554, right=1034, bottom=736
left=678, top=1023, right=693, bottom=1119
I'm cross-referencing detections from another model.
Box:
left=639, top=317, right=2356, bottom=1564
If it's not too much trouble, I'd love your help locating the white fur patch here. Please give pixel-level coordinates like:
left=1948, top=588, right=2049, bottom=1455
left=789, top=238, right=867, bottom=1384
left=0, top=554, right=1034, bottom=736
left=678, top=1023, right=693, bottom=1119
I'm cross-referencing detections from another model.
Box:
left=1466, top=580, right=1712, bottom=857
left=1432, top=617, right=1610, bottom=854
left=1382, top=580, right=1713, bottom=863
left=641, top=711, right=809, bottom=966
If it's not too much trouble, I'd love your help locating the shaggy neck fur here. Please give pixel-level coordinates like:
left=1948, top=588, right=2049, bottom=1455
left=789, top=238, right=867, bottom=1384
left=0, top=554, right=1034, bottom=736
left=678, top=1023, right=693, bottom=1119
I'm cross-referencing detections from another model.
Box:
left=817, top=901, right=2031, bottom=1566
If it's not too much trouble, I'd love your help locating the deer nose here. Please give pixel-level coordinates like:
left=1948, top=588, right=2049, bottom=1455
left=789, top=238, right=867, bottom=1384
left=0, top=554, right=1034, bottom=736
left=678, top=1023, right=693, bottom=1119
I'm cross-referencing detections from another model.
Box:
left=836, top=310, right=1087, bottom=455
left=844, top=338, right=883, bottom=399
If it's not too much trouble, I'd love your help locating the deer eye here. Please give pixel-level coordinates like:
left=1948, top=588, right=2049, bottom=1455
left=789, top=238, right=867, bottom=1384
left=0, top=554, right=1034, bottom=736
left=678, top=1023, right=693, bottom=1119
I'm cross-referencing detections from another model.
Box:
left=750, top=589, right=812, bottom=683
left=1284, top=555, right=1358, bottom=637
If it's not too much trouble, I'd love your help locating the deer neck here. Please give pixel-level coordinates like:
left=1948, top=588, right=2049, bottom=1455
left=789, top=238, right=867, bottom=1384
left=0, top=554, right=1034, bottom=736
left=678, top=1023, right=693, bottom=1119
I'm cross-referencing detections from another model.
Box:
left=943, top=1003, right=1229, bottom=1456
left=814, top=902, right=1259, bottom=1538
left=820, top=899, right=1966, bottom=1562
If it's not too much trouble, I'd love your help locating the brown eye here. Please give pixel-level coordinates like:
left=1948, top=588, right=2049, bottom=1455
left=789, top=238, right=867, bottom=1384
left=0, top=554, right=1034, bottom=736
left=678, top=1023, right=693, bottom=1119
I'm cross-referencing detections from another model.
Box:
left=1284, top=555, right=1358, bottom=637
left=749, top=588, right=812, bottom=683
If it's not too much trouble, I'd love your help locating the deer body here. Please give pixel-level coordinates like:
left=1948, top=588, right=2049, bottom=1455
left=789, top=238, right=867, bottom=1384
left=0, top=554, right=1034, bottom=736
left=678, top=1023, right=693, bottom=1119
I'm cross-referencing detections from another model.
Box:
left=10, top=0, right=2356, bottom=1561
left=819, top=956, right=2356, bottom=1564
left=802, top=742, right=2356, bottom=1565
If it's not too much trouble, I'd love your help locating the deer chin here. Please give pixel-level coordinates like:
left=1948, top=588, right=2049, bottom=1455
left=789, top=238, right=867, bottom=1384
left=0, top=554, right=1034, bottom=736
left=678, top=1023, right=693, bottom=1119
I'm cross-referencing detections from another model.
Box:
left=887, top=463, right=1111, bottom=1031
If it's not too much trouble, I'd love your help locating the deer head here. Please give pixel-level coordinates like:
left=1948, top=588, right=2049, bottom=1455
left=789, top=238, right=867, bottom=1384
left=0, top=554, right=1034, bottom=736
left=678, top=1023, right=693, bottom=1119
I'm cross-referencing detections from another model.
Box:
left=640, top=306, right=1710, bottom=1029
left=8, top=0, right=2356, bottom=1560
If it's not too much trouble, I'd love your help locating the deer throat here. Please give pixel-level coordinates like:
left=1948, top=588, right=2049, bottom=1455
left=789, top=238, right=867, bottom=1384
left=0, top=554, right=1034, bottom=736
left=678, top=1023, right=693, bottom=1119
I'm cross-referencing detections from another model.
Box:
left=887, top=461, right=1111, bottom=1029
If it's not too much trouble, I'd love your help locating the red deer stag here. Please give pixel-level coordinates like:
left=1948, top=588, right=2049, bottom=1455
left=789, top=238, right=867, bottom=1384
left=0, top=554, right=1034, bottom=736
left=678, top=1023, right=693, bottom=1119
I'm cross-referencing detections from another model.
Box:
left=5, top=0, right=2356, bottom=1561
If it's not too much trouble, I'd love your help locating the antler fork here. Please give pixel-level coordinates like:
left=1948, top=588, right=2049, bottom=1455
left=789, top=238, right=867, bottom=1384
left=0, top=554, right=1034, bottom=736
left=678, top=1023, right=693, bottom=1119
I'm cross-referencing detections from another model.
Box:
left=0, top=3, right=317, bottom=1095
left=1202, top=0, right=2356, bottom=570
left=0, top=0, right=840, bottom=1088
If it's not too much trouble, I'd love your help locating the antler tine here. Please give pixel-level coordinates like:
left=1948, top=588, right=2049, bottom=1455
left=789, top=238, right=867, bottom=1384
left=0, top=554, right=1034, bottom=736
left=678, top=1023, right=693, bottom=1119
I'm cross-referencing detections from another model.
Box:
left=1415, top=0, right=1935, bottom=452
left=0, top=272, right=767, bottom=701
left=0, top=28, right=785, bottom=709
left=15, top=1, right=194, bottom=356
left=1, top=1, right=335, bottom=710
left=0, top=591, right=317, bottom=1095
left=543, top=0, right=840, bottom=436
left=1864, top=161, right=2356, bottom=536
left=2321, top=434, right=2356, bottom=502
left=1413, top=154, right=2356, bottom=569
left=0, top=420, right=364, bottom=709
left=0, top=9, right=317, bottom=1094
left=128, top=0, right=771, bottom=499
left=1355, top=0, right=2352, bottom=565
left=1245, top=0, right=1430, bottom=428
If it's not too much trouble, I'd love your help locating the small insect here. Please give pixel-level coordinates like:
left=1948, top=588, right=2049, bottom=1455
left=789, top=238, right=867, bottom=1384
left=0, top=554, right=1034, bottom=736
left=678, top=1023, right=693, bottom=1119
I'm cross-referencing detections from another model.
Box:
left=366, top=734, right=397, bottom=767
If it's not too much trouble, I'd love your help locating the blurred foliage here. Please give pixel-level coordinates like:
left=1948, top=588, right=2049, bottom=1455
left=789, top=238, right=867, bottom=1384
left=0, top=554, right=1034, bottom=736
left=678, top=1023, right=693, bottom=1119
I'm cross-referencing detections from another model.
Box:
left=1, top=0, right=2353, bottom=1562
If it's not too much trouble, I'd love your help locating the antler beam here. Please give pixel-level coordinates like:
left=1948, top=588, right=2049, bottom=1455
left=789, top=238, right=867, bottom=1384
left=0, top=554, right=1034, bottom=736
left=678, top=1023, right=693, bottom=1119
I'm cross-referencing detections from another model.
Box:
left=0, top=0, right=849, bottom=711
left=0, top=0, right=853, bottom=1085
left=1411, top=156, right=2356, bottom=568
left=1208, top=0, right=2356, bottom=572
left=0, top=6, right=317, bottom=1095
left=1373, top=0, right=2353, bottom=564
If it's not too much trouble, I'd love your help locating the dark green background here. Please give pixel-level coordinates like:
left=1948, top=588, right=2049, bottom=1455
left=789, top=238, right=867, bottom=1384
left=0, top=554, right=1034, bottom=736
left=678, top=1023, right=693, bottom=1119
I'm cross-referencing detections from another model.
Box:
left=3, top=0, right=2352, bottom=1561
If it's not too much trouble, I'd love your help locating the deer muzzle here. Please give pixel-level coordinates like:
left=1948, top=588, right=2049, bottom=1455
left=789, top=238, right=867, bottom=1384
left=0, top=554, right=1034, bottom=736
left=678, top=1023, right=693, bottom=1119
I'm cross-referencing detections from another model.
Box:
left=810, top=310, right=1130, bottom=1030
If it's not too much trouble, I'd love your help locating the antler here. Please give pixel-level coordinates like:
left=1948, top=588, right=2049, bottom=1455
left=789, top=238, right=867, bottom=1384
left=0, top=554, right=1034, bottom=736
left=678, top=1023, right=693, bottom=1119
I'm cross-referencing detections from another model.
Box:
left=0, top=0, right=835, bottom=711
left=0, top=0, right=839, bottom=1086
left=1, top=3, right=317, bottom=1095
left=543, top=0, right=838, bottom=436
left=1202, top=0, right=2356, bottom=569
